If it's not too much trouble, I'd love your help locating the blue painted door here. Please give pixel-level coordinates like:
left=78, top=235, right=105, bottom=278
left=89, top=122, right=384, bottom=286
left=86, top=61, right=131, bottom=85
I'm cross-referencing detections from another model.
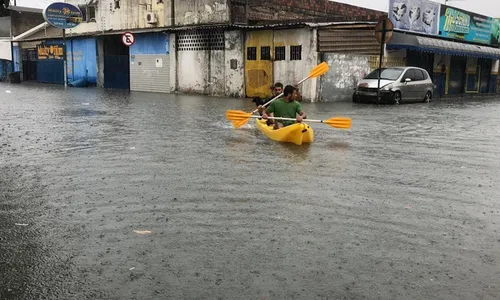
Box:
left=104, top=55, right=130, bottom=89
left=37, top=60, right=64, bottom=84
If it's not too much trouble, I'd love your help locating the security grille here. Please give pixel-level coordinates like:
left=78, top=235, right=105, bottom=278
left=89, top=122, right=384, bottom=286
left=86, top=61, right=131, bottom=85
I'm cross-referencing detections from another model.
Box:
left=177, top=30, right=225, bottom=51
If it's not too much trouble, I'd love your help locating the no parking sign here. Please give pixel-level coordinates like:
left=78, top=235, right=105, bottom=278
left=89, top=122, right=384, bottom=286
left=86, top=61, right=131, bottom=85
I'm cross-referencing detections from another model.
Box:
left=122, top=32, right=135, bottom=46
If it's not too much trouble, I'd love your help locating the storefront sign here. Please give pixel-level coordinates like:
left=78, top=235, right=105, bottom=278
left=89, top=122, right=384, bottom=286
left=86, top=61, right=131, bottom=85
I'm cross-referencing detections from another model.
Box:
left=492, top=19, right=500, bottom=46
left=43, top=2, right=83, bottom=29
left=37, top=44, right=64, bottom=60
left=389, top=0, right=440, bottom=35
left=439, top=5, right=497, bottom=46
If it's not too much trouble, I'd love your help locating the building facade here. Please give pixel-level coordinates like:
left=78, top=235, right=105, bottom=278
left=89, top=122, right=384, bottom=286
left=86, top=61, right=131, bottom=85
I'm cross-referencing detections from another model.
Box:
left=385, top=0, right=500, bottom=99
left=12, top=0, right=500, bottom=102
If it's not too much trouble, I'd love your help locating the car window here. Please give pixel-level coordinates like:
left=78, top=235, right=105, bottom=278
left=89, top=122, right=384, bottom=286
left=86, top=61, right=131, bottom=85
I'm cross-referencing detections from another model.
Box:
left=422, top=70, right=429, bottom=80
left=364, top=68, right=404, bottom=80
left=414, top=69, right=424, bottom=81
left=402, top=69, right=415, bottom=82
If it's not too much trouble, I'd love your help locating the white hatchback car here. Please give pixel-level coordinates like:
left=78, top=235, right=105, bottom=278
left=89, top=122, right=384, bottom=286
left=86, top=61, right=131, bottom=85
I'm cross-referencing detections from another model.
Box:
left=353, top=67, right=434, bottom=104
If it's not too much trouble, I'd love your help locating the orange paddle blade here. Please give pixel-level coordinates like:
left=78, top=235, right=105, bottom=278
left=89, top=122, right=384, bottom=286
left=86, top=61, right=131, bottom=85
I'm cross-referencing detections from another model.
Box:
left=226, top=110, right=255, bottom=128
left=324, top=117, right=352, bottom=129
left=307, top=62, right=329, bottom=79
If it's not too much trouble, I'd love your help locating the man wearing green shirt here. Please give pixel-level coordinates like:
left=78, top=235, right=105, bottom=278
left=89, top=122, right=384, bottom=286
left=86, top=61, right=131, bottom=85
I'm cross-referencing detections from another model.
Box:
left=262, top=85, right=306, bottom=129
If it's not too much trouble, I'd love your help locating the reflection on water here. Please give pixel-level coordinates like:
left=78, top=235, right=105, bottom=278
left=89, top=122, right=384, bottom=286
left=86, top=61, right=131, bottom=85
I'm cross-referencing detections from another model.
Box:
left=1, top=82, right=500, bottom=300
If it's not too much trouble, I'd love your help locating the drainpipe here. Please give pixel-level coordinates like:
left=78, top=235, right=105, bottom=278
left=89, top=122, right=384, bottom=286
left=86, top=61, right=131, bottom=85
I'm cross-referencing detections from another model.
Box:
left=170, top=0, right=175, bottom=27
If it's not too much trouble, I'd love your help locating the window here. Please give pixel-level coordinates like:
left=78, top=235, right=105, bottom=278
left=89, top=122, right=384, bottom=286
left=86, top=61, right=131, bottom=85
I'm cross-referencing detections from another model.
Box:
left=402, top=69, right=416, bottom=82
left=79, top=5, right=96, bottom=22
left=114, top=0, right=120, bottom=9
left=414, top=69, right=424, bottom=81
left=422, top=70, right=429, bottom=80
left=290, top=45, right=302, bottom=60
left=365, top=68, right=403, bottom=80
left=247, top=47, right=257, bottom=60
left=275, top=46, right=285, bottom=61
left=261, top=46, right=271, bottom=60
left=88, top=6, right=96, bottom=21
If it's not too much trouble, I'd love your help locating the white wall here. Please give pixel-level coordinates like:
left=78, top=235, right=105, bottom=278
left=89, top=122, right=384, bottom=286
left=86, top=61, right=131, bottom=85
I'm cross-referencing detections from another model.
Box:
left=320, top=53, right=371, bottom=102
left=176, top=30, right=245, bottom=97
left=273, top=28, right=318, bottom=101
left=66, top=0, right=143, bottom=34
left=0, top=40, right=11, bottom=61
left=224, top=31, right=245, bottom=98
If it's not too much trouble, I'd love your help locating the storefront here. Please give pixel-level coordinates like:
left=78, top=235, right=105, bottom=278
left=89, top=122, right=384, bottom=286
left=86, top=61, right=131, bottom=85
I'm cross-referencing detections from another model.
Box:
left=387, top=0, right=500, bottom=98
left=387, top=32, right=500, bottom=97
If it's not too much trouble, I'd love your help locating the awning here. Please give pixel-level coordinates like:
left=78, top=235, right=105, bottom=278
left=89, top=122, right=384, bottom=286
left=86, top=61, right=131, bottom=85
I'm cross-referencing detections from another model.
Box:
left=387, top=32, right=500, bottom=60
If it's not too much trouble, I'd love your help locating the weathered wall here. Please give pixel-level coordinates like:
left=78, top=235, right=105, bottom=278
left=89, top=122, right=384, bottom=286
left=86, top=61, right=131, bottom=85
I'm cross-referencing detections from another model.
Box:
left=247, top=0, right=385, bottom=23
left=0, top=16, right=10, bottom=37
left=66, top=0, right=162, bottom=34
left=177, top=50, right=225, bottom=95
left=177, top=30, right=244, bottom=97
left=319, top=53, right=371, bottom=102
left=169, top=33, right=176, bottom=92
left=173, top=0, right=229, bottom=26
left=96, top=38, right=104, bottom=87
left=0, top=39, right=11, bottom=61
left=224, top=30, right=245, bottom=97
left=273, top=28, right=317, bottom=101
left=10, top=12, right=44, bottom=37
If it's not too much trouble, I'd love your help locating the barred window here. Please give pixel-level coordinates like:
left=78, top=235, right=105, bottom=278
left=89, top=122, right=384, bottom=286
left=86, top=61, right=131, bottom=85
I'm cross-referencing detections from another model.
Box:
left=261, top=46, right=271, bottom=60
left=290, top=45, right=302, bottom=60
left=274, top=46, right=285, bottom=61
left=247, top=47, right=257, bottom=60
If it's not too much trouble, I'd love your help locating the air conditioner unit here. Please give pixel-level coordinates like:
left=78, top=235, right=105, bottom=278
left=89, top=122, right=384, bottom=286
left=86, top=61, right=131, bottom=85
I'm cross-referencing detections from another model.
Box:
left=146, top=12, right=158, bottom=24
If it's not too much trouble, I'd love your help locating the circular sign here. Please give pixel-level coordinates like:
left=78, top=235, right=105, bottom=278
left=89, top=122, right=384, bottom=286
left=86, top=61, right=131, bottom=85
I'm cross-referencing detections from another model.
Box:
left=375, top=17, right=394, bottom=44
left=122, top=32, right=135, bottom=47
left=43, top=2, right=83, bottom=29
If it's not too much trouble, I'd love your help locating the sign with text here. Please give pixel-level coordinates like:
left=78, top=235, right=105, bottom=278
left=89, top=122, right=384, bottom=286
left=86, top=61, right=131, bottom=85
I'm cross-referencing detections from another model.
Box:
left=43, top=2, right=83, bottom=29
left=439, top=5, right=497, bottom=46
left=389, top=0, right=440, bottom=35
left=37, top=44, right=64, bottom=60
left=493, top=19, right=500, bottom=46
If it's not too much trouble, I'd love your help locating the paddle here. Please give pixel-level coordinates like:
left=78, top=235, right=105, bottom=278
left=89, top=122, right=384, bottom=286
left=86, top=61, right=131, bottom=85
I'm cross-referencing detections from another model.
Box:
left=226, top=110, right=352, bottom=129
left=254, top=61, right=329, bottom=112
left=227, top=62, right=330, bottom=127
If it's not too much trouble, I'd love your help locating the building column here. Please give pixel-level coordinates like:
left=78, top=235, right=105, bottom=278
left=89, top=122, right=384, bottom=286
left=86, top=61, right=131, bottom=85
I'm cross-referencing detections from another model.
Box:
left=491, top=59, right=499, bottom=93
left=96, top=38, right=104, bottom=88
left=169, top=33, right=177, bottom=93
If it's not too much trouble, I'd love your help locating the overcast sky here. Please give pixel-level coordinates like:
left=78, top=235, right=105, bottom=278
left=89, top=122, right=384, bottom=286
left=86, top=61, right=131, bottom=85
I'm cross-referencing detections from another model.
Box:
left=16, top=0, right=498, bottom=18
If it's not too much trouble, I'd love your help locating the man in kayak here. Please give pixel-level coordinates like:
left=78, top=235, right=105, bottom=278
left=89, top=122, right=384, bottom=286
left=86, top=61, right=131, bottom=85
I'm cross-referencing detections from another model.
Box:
left=252, top=82, right=284, bottom=115
left=262, top=85, right=306, bottom=129
left=252, top=82, right=284, bottom=126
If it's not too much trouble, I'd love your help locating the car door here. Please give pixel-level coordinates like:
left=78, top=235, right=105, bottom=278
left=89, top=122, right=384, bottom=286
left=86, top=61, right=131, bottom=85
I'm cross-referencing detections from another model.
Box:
left=413, top=69, right=426, bottom=100
left=400, top=69, right=415, bottom=101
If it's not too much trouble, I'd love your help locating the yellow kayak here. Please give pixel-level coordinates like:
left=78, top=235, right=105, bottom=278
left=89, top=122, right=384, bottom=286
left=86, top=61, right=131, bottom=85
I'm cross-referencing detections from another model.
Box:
left=255, top=119, right=314, bottom=145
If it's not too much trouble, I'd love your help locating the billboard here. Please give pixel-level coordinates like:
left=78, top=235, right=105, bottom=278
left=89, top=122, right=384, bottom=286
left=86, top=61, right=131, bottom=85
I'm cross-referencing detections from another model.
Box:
left=439, top=5, right=497, bottom=46
left=389, top=0, right=441, bottom=35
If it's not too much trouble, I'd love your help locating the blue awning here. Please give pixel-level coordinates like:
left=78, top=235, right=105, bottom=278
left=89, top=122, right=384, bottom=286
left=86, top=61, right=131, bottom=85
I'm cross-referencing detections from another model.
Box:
left=387, top=32, right=500, bottom=60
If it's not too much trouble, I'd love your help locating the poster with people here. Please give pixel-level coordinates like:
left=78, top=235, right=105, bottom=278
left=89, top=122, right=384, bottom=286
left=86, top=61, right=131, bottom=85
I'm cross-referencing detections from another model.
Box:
left=389, top=0, right=441, bottom=35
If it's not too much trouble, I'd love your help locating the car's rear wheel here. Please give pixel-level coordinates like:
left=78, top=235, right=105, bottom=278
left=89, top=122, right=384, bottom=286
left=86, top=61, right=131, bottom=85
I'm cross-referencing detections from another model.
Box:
left=393, top=91, right=402, bottom=105
left=424, top=91, right=432, bottom=103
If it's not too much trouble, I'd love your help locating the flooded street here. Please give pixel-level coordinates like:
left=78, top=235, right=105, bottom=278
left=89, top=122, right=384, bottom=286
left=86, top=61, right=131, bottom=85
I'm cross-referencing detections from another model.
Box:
left=1, top=82, right=500, bottom=300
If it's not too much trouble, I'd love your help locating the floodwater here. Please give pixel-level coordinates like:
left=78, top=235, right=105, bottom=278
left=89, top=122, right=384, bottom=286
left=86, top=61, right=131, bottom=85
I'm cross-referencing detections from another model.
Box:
left=1, top=83, right=499, bottom=300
